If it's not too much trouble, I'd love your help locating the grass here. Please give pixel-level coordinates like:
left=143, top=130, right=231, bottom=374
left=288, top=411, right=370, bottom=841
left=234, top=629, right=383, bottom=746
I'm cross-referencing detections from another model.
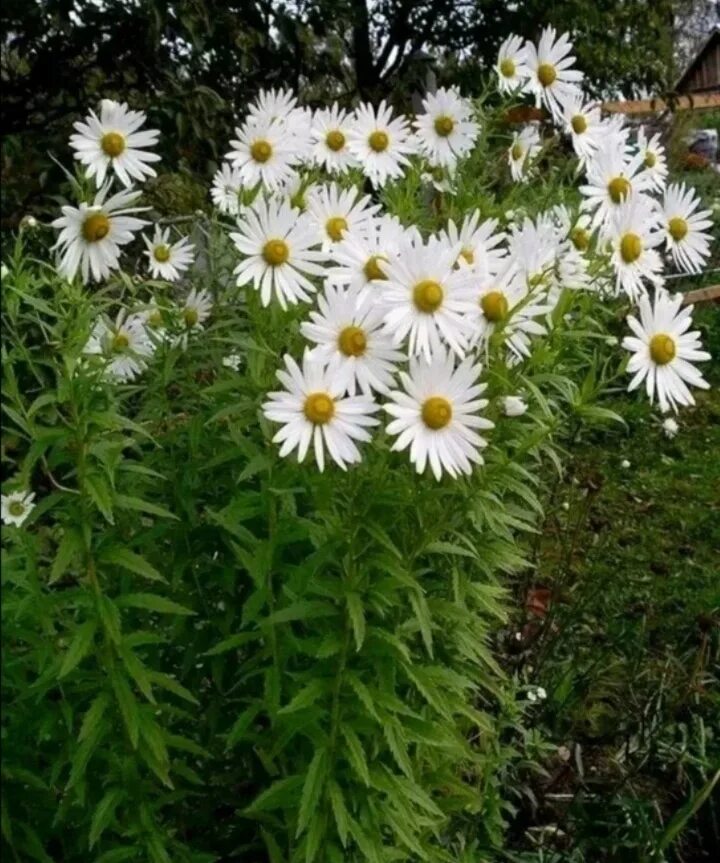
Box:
left=504, top=304, right=720, bottom=861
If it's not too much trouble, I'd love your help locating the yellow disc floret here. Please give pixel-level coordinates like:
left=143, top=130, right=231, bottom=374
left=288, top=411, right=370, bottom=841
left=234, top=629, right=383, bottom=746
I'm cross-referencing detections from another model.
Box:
left=101, top=132, right=126, bottom=158
left=421, top=396, right=453, bottom=430
left=500, top=58, right=516, bottom=78
left=82, top=212, right=110, bottom=243
left=608, top=176, right=631, bottom=204
left=9, top=501, right=25, bottom=517
left=325, top=216, right=348, bottom=242
left=481, top=290, right=509, bottom=322
left=183, top=308, right=199, bottom=327
left=368, top=130, right=389, bottom=153
left=413, top=280, right=444, bottom=313
left=153, top=244, right=171, bottom=263
left=338, top=325, right=367, bottom=357
left=511, top=142, right=524, bottom=161
left=620, top=233, right=643, bottom=264
left=263, top=239, right=290, bottom=266
left=570, top=227, right=590, bottom=251
left=251, top=139, right=273, bottom=163
left=434, top=115, right=455, bottom=137
left=111, top=332, right=130, bottom=351
left=644, top=151, right=657, bottom=168
left=460, top=248, right=475, bottom=265
left=326, top=130, right=346, bottom=152
left=537, top=63, right=557, bottom=87
left=571, top=115, right=587, bottom=134
left=304, top=392, right=335, bottom=425
left=649, top=333, right=676, bottom=366
left=667, top=217, right=688, bottom=242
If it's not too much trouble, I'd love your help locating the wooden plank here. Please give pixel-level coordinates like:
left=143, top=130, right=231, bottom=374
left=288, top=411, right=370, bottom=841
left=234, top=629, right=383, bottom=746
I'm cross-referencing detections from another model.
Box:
left=681, top=285, right=720, bottom=306
left=602, top=93, right=720, bottom=115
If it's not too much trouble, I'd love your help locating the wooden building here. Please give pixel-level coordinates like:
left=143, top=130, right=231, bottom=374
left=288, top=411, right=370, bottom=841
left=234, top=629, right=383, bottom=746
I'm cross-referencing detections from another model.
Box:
left=676, top=27, right=720, bottom=94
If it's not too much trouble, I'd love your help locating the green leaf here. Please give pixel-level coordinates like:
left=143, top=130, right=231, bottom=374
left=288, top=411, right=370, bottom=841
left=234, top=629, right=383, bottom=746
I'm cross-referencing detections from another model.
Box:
left=408, top=590, right=433, bottom=658
left=84, top=472, right=114, bottom=524
left=203, top=632, right=258, bottom=656
left=49, top=528, right=84, bottom=584
left=114, top=494, right=179, bottom=521
left=97, top=596, right=122, bottom=645
left=304, top=812, right=326, bottom=863
left=341, top=725, right=369, bottom=786
left=657, top=769, right=720, bottom=851
left=115, top=593, right=195, bottom=616
left=328, top=781, right=350, bottom=847
left=98, top=547, right=165, bottom=583
left=89, top=788, right=126, bottom=848
left=278, top=679, right=326, bottom=715
left=79, top=693, right=110, bottom=742
left=346, top=593, right=365, bottom=651
left=425, top=540, right=476, bottom=559
left=111, top=670, right=140, bottom=748
left=296, top=747, right=328, bottom=837
left=266, top=600, right=337, bottom=625
left=119, top=645, right=155, bottom=703
left=226, top=705, right=261, bottom=748
left=244, top=775, right=305, bottom=815
left=58, top=619, right=97, bottom=678
left=346, top=673, right=378, bottom=721
left=146, top=670, right=199, bottom=705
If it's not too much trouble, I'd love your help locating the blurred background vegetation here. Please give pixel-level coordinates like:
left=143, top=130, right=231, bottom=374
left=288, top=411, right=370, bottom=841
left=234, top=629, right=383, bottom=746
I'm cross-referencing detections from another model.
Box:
left=1, top=0, right=718, bottom=227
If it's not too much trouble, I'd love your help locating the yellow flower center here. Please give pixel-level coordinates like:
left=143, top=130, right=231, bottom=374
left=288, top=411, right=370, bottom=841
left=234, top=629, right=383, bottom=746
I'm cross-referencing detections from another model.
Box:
left=620, top=232, right=643, bottom=264
left=413, top=279, right=444, bottom=314
left=147, top=309, right=163, bottom=327
left=364, top=255, right=387, bottom=282
left=9, top=501, right=25, bottom=516
left=262, top=239, right=290, bottom=266
left=608, top=176, right=631, bottom=204
left=101, top=132, right=126, bottom=158
left=325, top=216, right=348, bottom=242
left=250, top=139, right=273, bottom=163
left=668, top=217, right=688, bottom=242
left=421, top=396, right=453, bottom=430
left=304, top=392, right=335, bottom=425
left=644, top=151, right=657, bottom=168
left=500, top=58, right=516, bottom=78
left=112, top=332, right=130, bottom=351
left=82, top=213, right=110, bottom=243
left=368, top=130, right=389, bottom=153
left=153, top=244, right=171, bottom=263
left=460, top=248, right=475, bottom=265
left=338, top=325, right=367, bottom=357
left=481, top=290, right=509, bottom=322
left=537, top=63, right=557, bottom=87
left=434, top=115, right=455, bottom=137
left=511, top=142, right=524, bottom=161
left=326, top=130, right=346, bottom=152
left=184, top=307, right=199, bottom=327
left=571, top=114, right=587, bottom=134
left=649, top=333, right=676, bottom=366
left=570, top=227, right=589, bottom=251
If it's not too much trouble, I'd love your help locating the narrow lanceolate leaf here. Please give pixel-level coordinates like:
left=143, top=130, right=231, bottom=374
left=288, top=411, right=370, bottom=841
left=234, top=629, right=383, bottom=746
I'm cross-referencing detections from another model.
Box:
left=58, top=619, right=97, bottom=678
left=304, top=812, right=327, bottom=863
left=383, top=718, right=413, bottom=778
left=89, top=787, right=126, bottom=848
left=49, top=528, right=83, bottom=584
left=328, top=781, right=350, bottom=847
left=146, top=670, right=199, bottom=705
left=244, top=775, right=305, bottom=815
left=346, top=673, right=378, bottom=721
left=111, top=670, right=140, bottom=748
left=78, top=693, right=110, bottom=742
left=278, top=679, right=326, bottom=714
left=98, top=547, right=165, bottom=583
left=296, top=747, right=328, bottom=838
left=114, top=493, right=178, bottom=520
left=345, top=593, right=366, bottom=651
left=119, top=644, right=155, bottom=703
left=115, top=593, right=195, bottom=616
left=226, top=705, right=261, bottom=749
left=97, top=595, right=122, bottom=645
left=84, top=472, right=114, bottom=524
left=409, top=590, right=433, bottom=658
left=341, top=724, right=370, bottom=786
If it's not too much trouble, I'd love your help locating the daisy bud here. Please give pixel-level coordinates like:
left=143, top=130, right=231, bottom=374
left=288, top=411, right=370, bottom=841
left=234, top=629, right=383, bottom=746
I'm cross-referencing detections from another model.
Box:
left=503, top=395, right=528, bottom=417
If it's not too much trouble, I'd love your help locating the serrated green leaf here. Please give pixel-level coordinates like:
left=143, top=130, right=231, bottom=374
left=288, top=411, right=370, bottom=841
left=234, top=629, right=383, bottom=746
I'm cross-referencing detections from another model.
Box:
left=115, top=593, right=195, bottom=616
left=244, top=775, right=305, bottom=815
left=58, top=619, right=97, bottom=678
left=328, top=781, right=349, bottom=847
left=89, top=787, right=126, bottom=848
left=341, top=725, right=369, bottom=786
left=114, top=494, right=178, bottom=521
left=111, top=670, right=140, bottom=748
left=98, top=547, right=165, bottom=583
left=296, top=747, right=328, bottom=837
left=345, top=593, right=365, bottom=651
left=226, top=704, right=261, bottom=748
left=84, top=472, right=114, bottom=524
left=49, top=528, right=84, bottom=584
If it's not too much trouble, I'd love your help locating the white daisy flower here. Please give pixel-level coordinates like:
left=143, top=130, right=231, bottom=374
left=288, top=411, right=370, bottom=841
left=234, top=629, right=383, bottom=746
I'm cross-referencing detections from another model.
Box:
left=414, top=86, right=479, bottom=168
left=139, top=301, right=171, bottom=344
left=69, top=98, right=160, bottom=187
left=1, top=490, right=36, bottom=527
left=440, top=210, right=507, bottom=279
left=509, top=125, right=541, bottom=182
left=305, top=183, right=379, bottom=251
left=469, top=264, right=553, bottom=362
left=608, top=195, right=664, bottom=299
left=662, top=417, right=679, bottom=438
left=230, top=198, right=326, bottom=309
left=661, top=183, right=713, bottom=274
left=227, top=115, right=307, bottom=191
left=385, top=349, right=494, bottom=480
left=503, top=395, right=528, bottom=417
left=222, top=353, right=243, bottom=371
left=552, top=206, right=594, bottom=253
left=381, top=236, right=475, bottom=360
left=263, top=351, right=380, bottom=471
left=211, top=162, right=244, bottom=215
left=637, top=127, right=668, bottom=192
left=326, top=218, right=405, bottom=301
left=51, top=185, right=148, bottom=284
left=346, top=101, right=416, bottom=187
left=496, top=34, right=530, bottom=94
left=507, top=215, right=560, bottom=290
left=247, top=88, right=299, bottom=125
left=310, top=104, right=358, bottom=174
left=622, top=291, right=711, bottom=413
left=524, top=28, right=584, bottom=118
left=143, top=227, right=195, bottom=281
left=300, top=283, right=403, bottom=396
left=83, top=311, right=155, bottom=382
left=561, top=97, right=604, bottom=164
left=579, top=135, right=653, bottom=230
left=182, top=288, right=213, bottom=330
